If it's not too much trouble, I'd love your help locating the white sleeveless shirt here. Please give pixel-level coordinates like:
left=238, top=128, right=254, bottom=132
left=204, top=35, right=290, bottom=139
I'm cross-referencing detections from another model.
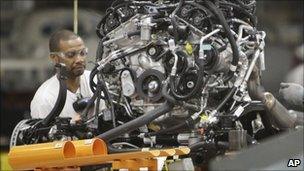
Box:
left=30, top=70, right=104, bottom=119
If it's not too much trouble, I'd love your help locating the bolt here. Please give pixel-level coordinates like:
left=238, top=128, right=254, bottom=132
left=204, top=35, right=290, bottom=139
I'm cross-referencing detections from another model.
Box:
left=187, top=81, right=195, bottom=88
left=148, top=80, right=159, bottom=93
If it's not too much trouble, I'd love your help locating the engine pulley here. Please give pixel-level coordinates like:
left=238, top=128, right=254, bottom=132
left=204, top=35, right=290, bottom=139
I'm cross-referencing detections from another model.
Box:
left=105, top=13, right=120, bottom=33
left=146, top=44, right=163, bottom=61
left=136, top=69, right=165, bottom=102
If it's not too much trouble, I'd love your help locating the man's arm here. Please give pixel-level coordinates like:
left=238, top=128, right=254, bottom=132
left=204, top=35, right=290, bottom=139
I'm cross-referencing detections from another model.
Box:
left=30, top=93, right=53, bottom=119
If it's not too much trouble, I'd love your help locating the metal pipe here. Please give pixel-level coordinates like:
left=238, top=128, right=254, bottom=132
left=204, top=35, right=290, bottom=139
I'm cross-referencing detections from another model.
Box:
left=199, top=28, right=221, bottom=59
left=247, top=69, right=296, bottom=129
left=237, top=25, right=253, bottom=42
left=262, top=92, right=296, bottom=129
left=74, top=0, right=78, bottom=34
left=230, top=18, right=251, bottom=26
left=244, top=49, right=260, bottom=82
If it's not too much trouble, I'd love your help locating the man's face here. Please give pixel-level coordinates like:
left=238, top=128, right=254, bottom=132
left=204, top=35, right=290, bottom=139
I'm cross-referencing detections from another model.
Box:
left=54, top=37, right=87, bottom=78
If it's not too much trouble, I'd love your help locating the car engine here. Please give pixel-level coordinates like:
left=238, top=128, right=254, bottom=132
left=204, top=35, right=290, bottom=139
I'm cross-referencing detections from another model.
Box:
left=92, top=0, right=266, bottom=163
left=11, top=0, right=302, bottom=167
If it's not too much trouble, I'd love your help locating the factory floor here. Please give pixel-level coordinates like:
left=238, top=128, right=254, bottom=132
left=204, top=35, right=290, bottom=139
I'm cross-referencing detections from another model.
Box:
left=1, top=152, right=11, bottom=170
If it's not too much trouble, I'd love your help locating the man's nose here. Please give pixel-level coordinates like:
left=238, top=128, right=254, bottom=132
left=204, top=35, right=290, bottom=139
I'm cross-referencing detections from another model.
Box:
left=75, top=54, right=85, bottom=63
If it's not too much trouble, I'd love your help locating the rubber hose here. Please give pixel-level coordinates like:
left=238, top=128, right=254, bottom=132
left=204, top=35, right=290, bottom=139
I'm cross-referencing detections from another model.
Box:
left=147, top=116, right=197, bottom=137
left=161, top=81, right=177, bottom=104
left=215, top=86, right=237, bottom=112
left=171, top=0, right=184, bottom=42
left=189, top=141, right=229, bottom=151
left=219, top=1, right=257, bottom=27
left=169, top=67, right=204, bottom=100
left=97, top=101, right=173, bottom=141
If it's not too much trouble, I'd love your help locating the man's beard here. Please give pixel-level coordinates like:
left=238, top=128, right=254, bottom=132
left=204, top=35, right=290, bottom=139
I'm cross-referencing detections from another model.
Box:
left=73, top=68, right=84, bottom=77
left=68, top=66, right=85, bottom=78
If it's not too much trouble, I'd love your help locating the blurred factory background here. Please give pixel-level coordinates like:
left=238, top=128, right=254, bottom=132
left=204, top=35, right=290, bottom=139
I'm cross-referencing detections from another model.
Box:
left=0, top=0, right=303, bottom=157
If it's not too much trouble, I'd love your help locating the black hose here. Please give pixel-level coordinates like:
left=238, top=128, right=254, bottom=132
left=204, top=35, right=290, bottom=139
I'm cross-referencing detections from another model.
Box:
left=215, top=86, right=237, bottom=112
left=192, top=1, right=239, bottom=82
left=169, top=56, right=212, bottom=100
left=42, top=64, right=67, bottom=126
left=162, top=78, right=201, bottom=112
left=171, top=0, right=184, bottom=42
left=97, top=101, right=174, bottom=141
left=146, top=116, right=197, bottom=137
left=89, top=65, right=99, bottom=94
left=161, top=81, right=177, bottom=104
left=82, top=91, right=98, bottom=119
left=204, top=0, right=239, bottom=68
left=169, top=76, right=194, bottom=100
left=93, top=79, right=103, bottom=122
left=89, top=65, right=116, bottom=127
left=169, top=64, right=205, bottom=100
left=219, top=1, right=257, bottom=27
left=189, top=141, right=229, bottom=151
left=99, top=73, right=117, bottom=128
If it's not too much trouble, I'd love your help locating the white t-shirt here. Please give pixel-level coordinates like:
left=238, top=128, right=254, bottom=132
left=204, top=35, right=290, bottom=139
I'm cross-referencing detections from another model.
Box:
left=30, top=70, right=103, bottom=119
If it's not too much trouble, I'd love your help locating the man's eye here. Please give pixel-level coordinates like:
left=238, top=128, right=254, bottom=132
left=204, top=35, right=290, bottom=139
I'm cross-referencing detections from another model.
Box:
left=66, top=51, right=76, bottom=58
left=80, top=49, right=88, bottom=56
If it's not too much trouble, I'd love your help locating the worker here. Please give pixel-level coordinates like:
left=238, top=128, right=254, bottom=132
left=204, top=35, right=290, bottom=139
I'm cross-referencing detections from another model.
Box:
left=30, top=29, right=103, bottom=122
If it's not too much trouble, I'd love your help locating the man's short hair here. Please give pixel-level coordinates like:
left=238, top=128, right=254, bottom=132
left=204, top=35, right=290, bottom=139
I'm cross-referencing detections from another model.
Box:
left=49, top=29, right=80, bottom=52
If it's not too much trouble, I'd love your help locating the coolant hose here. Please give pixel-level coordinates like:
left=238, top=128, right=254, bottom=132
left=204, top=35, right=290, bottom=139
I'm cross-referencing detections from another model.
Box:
left=97, top=101, right=174, bottom=141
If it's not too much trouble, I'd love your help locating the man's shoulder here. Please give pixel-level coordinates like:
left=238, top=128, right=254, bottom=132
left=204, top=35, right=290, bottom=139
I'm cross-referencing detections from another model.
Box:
left=35, top=75, right=58, bottom=95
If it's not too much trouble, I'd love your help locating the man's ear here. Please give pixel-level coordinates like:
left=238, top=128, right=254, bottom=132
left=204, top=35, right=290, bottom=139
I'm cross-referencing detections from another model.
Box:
left=50, top=54, right=60, bottom=64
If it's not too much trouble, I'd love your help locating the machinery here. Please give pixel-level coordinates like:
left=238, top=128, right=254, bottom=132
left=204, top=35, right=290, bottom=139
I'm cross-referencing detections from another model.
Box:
left=10, top=0, right=303, bottom=169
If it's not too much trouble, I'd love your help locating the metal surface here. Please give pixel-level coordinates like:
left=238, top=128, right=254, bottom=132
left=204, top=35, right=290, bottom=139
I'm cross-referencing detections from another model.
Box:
left=210, top=128, right=304, bottom=171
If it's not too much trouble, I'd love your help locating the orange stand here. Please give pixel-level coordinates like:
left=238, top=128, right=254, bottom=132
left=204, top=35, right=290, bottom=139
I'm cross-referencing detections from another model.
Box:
left=9, top=138, right=190, bottom=171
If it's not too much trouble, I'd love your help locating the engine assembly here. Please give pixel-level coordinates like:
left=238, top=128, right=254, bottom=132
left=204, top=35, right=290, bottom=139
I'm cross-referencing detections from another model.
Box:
left=10, top=0, right=302, bottom=168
